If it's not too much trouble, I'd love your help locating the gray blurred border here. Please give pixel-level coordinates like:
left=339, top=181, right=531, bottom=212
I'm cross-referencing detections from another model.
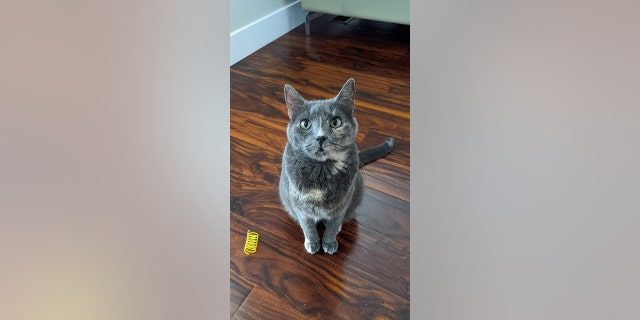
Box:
left=417, top=1, right=640, bottom=319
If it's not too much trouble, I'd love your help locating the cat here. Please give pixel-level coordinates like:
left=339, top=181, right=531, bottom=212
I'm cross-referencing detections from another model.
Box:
left=279, top=78, right=394, bottom=254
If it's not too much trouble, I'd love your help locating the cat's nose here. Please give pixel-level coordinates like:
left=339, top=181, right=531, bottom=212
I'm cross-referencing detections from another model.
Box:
left=316, top=136, right=327, bottom=146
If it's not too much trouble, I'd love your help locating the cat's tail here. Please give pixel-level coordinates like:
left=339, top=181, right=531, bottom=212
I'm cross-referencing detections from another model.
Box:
left=358, top=137, right=394, bottom=168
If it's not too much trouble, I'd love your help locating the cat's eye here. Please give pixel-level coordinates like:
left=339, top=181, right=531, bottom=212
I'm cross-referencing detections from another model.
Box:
left=300, top=119, right=311, bottom=130
left=329, top=117, right=342, bottom=128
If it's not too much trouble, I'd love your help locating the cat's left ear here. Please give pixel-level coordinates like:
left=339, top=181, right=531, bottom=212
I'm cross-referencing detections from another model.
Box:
left=336, top=78, right=356, bottom=115
left=284, top=84, right=306, bottom=119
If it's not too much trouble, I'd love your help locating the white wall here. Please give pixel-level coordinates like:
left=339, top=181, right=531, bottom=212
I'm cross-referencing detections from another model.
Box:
left=230, top=0, right=307, bottom=65
left=230, top=0, right=297, bottom=34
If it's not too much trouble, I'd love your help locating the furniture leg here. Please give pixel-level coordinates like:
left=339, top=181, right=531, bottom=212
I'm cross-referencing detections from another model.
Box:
left=305, top=12, right=324, bottom=36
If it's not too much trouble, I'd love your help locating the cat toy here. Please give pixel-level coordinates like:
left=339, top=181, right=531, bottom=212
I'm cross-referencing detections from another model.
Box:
left=244, top=230, right=259, bottom=255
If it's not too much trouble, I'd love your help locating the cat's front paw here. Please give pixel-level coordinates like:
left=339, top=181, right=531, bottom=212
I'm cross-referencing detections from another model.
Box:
left=304, top=240, right=321, bottom=254
left=322, top=241, right=339, bottom=254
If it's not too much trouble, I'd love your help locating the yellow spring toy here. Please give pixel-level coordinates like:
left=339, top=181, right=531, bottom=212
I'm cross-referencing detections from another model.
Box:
left=244, top=230, right=259, bottom=255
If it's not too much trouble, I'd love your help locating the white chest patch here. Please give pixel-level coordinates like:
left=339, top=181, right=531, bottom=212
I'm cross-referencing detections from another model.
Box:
left=303, top=188, right=325, bottom=201
left=330, top=151, right=349, bottom=174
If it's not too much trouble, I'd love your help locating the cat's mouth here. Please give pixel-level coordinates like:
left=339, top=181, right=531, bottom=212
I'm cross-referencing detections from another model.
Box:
left=314, top=143, right=327, bottom=152
left=314, top=148, right=329, bottom=159
left=306, top=144, right=332, bottom=160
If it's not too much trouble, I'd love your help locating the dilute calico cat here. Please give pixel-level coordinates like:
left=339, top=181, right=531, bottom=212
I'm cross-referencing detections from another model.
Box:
left=279, top=78, right=393, bottom=254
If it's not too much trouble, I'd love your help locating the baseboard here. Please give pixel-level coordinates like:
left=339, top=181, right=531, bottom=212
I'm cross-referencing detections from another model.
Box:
left=230, top=1, right=307, bottom=66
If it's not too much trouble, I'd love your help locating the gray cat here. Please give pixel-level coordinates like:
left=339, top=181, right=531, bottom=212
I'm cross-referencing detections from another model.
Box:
left=279, top=78, right=394, bottom=254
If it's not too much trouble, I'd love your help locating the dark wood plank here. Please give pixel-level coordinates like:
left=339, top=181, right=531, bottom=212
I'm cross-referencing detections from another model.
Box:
left=362, top=160, right=410, bottom=202
left=231, top=288, right=313, bottom=320
left=355, top=188, right=410, bottom=243
left=355, top=108, right=410, bottom=145
left=329, top=220, right=410, bottom=299
left=232, top=287, right=313, bottom=320
left=230, top=135, right=283, bottom=187
left=231, top=213, right=410, bottom=319
left=231, top=271, right=254, bottom=318
left=274, top=64, right=410, bottom=111
left=232, top=59, right=410, bottom=117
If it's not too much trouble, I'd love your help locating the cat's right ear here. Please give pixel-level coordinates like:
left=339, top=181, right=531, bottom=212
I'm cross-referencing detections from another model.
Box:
left=284, top=84, right=306, bottom=119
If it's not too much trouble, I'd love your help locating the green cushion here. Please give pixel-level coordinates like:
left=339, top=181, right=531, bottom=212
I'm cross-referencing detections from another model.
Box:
left=301, top=0, right=409, bottom=25
left=301, top=0, right=344, bottom=16
left=345, top=0, right=409, bottom=25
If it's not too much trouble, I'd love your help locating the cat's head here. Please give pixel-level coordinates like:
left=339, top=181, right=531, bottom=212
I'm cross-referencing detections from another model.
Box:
left=283, top=78, right=359, bottom=162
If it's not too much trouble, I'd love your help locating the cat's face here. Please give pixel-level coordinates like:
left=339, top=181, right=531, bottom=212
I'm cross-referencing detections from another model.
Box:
left=284, top=79, right=359, bottom=162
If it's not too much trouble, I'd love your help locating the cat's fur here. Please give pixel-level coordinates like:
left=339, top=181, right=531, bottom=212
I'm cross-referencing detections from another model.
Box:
left=279, top=78, right=394, bottom=254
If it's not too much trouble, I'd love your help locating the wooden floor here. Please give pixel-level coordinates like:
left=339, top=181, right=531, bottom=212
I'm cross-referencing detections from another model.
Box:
left=230, top=15, right=410, bottom=319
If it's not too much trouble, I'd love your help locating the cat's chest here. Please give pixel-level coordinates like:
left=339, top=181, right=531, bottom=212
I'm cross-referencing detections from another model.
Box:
left=287, top=160, right=354, bottom=206
left=291, top=163, right=357, bottom=214
left=294, top=158, right=355, bottom=187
